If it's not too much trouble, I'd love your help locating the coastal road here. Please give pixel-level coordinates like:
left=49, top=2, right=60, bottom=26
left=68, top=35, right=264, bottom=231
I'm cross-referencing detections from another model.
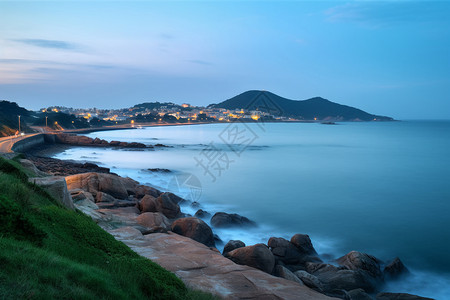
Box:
left=0, top=134, right=40, bottom=153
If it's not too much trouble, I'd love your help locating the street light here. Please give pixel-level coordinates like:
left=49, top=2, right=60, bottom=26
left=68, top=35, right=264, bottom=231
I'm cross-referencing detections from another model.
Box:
left=45, top=116, right=48, bottom=128
left=18, top=115, right=21, bottom=132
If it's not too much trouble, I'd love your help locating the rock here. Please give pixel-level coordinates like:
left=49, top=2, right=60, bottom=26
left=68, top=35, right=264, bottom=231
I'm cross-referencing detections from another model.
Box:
left=136, top=212, right=171, bottom=231
left=163, top=192, right=186, bottom=204
left=384, top=257, right=409, bottom=279
left=27, top=156, right=111, bottom=176
left=147, top=168, right=171, bottom=173
left=191, top=201, right=201, bottom=209
left=96, top=202, right=116, bottom=209
left=108, top=226, right=143, bottom=241
left=96, top=207, right=140, bottom=228
left=142, top=226, right=169, bottom=234
left=210, top=212, right=256, bottom=228
left=31, top=176, right=74, bottom=210
left=294, top=270, right=323, bottom=292
left=291, top=234, right=318, bottom=255
left=226, top=244, right=275, bottom=274
left=125, top=142, right=146, bottom=148
left=74, top=202, right=103, bottom=222
left=171, top=217, right=215, bottom=247
left=156, top=193, right=181, bottom=219
left=347, top=288, right=374, bottom=300
left=337, top=251, right=384, bottom=289
left=19, top=159, right=47, bottom=177
left=194, top=209, right=211, bottom=219
left=119, top=177, right=139, bottom=196
left=70, top=190, right=98, bottom=209
left=96, top=191, right=117, bottom=203
left=222, top=240, right=246, bottom=255
left=268, top=237, right=321, bottom=267
left=135, top=185, right=160, bottom=198
left=269, top=237, right=303, bottom=265
left=306, top=262, right=377, bottom=293
left=138, top=194, right=158, bottom=212
left=274, top=265, right=304, bottom=285
left=376, top=292, right=434, bottom=300
left=115, top=199, right=138, bottom=208
left=75, top=198, right=99, bottom=210
left=70, top=189, right=95, bottom=202
left=65, top=172, right=129, bottom=199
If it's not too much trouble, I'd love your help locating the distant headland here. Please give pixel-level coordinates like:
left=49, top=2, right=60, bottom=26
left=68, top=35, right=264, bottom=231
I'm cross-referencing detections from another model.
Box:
left=0, top=90, right=393, bottom=137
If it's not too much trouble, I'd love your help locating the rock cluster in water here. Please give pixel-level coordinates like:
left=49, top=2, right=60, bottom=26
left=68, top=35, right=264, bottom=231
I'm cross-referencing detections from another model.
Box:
left=54, top=133, right=158, bottom=148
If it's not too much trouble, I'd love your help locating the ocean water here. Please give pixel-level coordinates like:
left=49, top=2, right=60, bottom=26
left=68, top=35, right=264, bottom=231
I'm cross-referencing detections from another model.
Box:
left=54, top=121, right=450, bottom=298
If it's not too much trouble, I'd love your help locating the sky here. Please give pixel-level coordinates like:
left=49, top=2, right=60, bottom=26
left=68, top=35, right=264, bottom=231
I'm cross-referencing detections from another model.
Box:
left=0, top=1, right=449, bottom=119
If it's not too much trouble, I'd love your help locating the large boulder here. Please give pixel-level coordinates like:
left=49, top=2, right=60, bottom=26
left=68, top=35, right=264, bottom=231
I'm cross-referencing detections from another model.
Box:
left=138, top=195, right=158, bottom=212
left=306, top=262, right=378, bottom=294
left=290, top=234, right=318, bottom=256
left=269, top=237, right=303, bottom=264
left=137, top=212, right=171, bottom=231
left=171, top=217, right=215, bottom=247
left=65, top=172, right=129, bottom=199
left=337, top=251, right=384, bottom=288
left=376, top=292, right=433, bottom=300
left=222, top=240, right=246, bottom=256
left=31, top=176, right=74, bottom=210
left=268, top=237, right=321, bottom=268
left=119, top=177, right=139, bottom=196
left=156, top=192, right=181, bottom=219
left=210, top=212, right=256, bottom=228
left=194, top=209, right=211, bottom=219
left=135, top=185, right=161, bottom=198
left=383, top=257, right=409, bottom=279
left=161, top=192, right=185, bottom=204
left=225, top=243, right=275, bottom=274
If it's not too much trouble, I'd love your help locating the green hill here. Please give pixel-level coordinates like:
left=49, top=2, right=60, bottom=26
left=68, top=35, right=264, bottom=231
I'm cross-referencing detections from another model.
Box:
left=0, top=155, right=215, bottom=299
left=0, top=100, right=33, bottom=136
left=210, top=90, right=393, bottom=121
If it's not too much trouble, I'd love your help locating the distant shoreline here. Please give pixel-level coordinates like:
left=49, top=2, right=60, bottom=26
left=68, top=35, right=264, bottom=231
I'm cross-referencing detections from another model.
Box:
left=63, top=119, right=322, bottom=134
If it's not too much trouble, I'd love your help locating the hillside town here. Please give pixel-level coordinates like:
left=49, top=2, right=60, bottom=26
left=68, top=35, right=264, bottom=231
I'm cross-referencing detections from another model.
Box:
left=40, top=101, right=289, bottom=126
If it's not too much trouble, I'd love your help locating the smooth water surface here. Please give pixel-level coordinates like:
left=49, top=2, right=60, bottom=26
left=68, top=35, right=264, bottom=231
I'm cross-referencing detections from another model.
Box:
left=55, top=121, right=450, bottom=298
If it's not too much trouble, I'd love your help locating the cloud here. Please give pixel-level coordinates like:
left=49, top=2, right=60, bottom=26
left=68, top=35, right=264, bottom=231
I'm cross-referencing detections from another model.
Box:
left=187, top=59, right=212, bottom=66
left=0, top=58, right=118, bottom=84
left=0, top=58, right=114, bottom=69
left=12, top=39, right=80, bottom=50
left=325, top=2, right=450, bottom=26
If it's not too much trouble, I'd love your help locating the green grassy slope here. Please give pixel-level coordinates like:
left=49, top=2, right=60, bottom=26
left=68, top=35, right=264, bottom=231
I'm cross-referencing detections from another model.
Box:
left=0, top=156, right=216, bottom=300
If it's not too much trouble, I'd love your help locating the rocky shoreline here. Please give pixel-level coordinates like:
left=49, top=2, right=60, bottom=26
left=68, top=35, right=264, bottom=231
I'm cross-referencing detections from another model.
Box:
left=21, top=135, right=434, bottom=300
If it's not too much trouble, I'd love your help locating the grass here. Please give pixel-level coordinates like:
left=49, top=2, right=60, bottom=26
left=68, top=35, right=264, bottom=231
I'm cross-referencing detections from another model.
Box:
left=0, top=156, right=218, bottom=299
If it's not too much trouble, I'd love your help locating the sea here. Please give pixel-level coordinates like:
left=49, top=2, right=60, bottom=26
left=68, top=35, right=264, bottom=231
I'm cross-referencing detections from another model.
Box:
left=54, top=121, right=450, bottom=299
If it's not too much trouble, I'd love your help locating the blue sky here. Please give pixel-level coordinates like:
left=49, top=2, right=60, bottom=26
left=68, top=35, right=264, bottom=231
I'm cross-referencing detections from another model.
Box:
left=0, top=1, right=449, bottom=119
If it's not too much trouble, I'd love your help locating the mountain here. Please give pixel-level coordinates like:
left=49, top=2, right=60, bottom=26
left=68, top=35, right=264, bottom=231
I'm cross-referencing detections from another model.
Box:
left=209, top=90, right=393, bottom=121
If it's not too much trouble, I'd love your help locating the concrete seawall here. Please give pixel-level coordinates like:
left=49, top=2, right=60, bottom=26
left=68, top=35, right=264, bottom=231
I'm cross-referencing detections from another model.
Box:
left=11, top=134, right=50, bottom=153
